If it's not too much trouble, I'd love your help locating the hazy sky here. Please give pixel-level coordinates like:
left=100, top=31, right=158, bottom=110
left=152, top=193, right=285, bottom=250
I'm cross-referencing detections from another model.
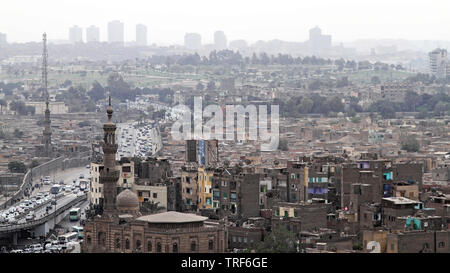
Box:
left=1, top=0, right=449, bottom=44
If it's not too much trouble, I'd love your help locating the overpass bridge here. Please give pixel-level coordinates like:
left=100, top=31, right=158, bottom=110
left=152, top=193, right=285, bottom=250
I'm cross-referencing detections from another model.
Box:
left=0, top=194, right=87, bottom=245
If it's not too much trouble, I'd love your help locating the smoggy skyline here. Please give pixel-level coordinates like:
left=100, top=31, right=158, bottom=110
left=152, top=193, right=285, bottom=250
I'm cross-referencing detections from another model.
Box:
left=1, top=0, right=449, bottom=45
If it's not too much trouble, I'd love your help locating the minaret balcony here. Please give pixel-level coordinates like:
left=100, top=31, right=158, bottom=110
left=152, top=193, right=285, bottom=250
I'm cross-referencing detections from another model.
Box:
left=99, top=170, right=120, bottom=184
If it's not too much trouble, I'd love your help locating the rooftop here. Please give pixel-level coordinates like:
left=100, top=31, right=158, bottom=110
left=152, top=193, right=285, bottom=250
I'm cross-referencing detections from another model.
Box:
left=136, top=211, right=207, bottom=224
left=382, top=197, right=419, bottom=205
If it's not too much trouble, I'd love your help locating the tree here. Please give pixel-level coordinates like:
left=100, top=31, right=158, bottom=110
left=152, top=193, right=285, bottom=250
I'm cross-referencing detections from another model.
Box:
left=196, top=82, right=204, bottom=91
left=327, top=96, right=344, bottom=113
left=401, top=135, right=420, bottom=152
left=106, top=72, right=133, bottom=101
left=254, top=226, right=298, bottom=253
left=299, top=97, right=313, bottom=114
left=25, top=106, right=35, bottom=115
left=279, top=139, right=289, bottom=151
left=9, top=100, right=26, bottom=115
left=8, top=161, right=27, bottom=173
left=87, top=81, right=105, bottom=102
left=434, top=101, right=448, bottom=116
left=336, top=76, right=349, bottom=88
left=13, top=128, right=24, bottom=138
left=371, top=76, right=381, bottom=85
left=30, top=160, right=40, bottom=168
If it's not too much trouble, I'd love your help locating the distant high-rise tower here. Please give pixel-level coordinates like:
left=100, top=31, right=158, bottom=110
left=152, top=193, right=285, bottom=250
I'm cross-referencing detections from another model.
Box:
left=136, top=24, right=148, bottom=46
left=108, top=20, right=124, bottom=45
left=429, top=48, right=449, bottom=79
left=0, top=33, right=7, bottom=45
left=214, top=31, right=227, bottom=50
left=69, top=25, right=83, bottom=43
left=309, top=26, right=331, bottom=53
left=99, top=97, right=120, bottom=214
left=184, top=33, right=202, bottom=50
left=86, top=25, right=100, bottom=42
left=41, top=33, right=52, bottom=157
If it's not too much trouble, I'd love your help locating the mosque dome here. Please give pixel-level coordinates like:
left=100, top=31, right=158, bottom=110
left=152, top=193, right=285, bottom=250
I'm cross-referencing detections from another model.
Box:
left=116, top=189, right=139, bottom=212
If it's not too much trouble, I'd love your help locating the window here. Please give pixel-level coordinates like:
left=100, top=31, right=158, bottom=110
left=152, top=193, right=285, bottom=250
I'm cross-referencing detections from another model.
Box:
left=230, top=193, right=237, bottom=201
left=115, top=238, right=121, bottom=249
left=147, top=241, right=152, bottom=252
left=122, top=166, right=131, bottom=172
left=191, top=241, right=196, bottom=252
left=223, top=193, right=227, bottom=199
left=156, top=242, right=162, bottom=253
left=87, top=236, right=91, bottom=245
left=439, top=242, right=445, bottom=248
left=390, top=243, right=394, bottom=251
left=294, top=211, right=298, bottom=217
left=153, top=193, right=157, bottom=198
left=284, top=211, right=289, bottom=217
left=125, top=239, right=130, bottom=249
left=173, top=243, right=178, bottom=253
left=209, top=240, right=214, bottom=250
left=136, top=240, right=141, bottom=251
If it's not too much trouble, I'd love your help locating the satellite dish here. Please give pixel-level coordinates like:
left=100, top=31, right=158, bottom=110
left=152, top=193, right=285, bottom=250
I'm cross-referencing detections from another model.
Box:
left=367, top=241, right=381, bottom=253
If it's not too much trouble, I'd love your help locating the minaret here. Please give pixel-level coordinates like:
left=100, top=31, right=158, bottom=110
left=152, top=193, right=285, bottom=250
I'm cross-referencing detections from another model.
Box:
left=99, top=96, right=120, bottom=215
left=41, top=33, right=52, bottom=156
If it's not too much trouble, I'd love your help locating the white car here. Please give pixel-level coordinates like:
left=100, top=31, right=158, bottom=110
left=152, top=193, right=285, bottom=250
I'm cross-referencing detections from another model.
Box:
left=26, top=214, right=34, bottom=221
left=30, top=244, right=43, bottom=252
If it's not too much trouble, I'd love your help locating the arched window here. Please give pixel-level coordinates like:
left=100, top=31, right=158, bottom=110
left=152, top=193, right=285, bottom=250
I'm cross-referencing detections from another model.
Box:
left=125, top=239, right=130, bottom=249
left=136, top=240, right=141, bottom=252
left=98, top=232, right=106, bottom=246
left=191, top=241, right=196, bottom=252
left=173, top=243, right=178, bottom=253
left=147, top=241, right=152, bottom=252
left=115, top=238, right=121, bottom=249
left=156, top=242, right=162, bottom=253
left=208, top=240, right=214, bottom=251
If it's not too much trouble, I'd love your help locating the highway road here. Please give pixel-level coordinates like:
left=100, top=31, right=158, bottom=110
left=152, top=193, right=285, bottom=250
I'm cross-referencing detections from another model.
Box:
left=0, top=167, right=90, bottom=227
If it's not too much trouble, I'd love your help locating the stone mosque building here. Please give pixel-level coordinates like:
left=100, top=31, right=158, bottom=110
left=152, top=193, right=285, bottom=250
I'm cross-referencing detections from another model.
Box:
left=82, top=98, right=227, bottom=253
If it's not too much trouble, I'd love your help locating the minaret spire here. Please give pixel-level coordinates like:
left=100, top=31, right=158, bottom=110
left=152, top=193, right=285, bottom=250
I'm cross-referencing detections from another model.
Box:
left=100, top=97, right=119, bottom=214
left=41, top=33, right=52, bottom=157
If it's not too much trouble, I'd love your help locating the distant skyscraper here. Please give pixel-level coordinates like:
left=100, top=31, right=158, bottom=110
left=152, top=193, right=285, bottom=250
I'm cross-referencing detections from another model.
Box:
left=86, top=25, right=100, bottom=43
left=214, top=30, right=227, bottom=50
left=429, top=48, right=449, bottom=79
left=108, top=20, right=124, bottom=45
left=184, top=33, right=202, bottom=50
left=308, top=26, right=331, bottom=53
left=69, top=25, right=83, bottom=43
left=0, top=33, right=7, bottom=45
left=136, top=24, right=148, bottom=46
